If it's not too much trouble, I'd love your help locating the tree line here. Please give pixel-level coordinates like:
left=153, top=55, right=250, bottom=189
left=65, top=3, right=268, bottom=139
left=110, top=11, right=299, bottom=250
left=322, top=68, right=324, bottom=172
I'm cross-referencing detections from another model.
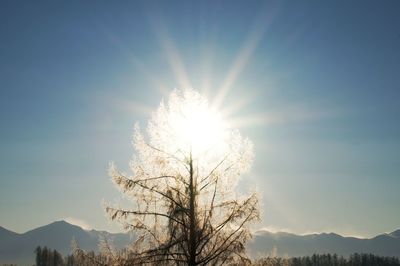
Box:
left=34, top=246, right=400, bottom=266
left=254, top=253, right=400, bottom=266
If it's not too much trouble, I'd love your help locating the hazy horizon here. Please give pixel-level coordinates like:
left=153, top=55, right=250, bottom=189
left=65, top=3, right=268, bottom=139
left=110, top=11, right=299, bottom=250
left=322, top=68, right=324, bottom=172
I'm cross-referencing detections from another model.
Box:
left=1, top=0, right=400, bottom=239
left=2, top=219, right=400, bottom=241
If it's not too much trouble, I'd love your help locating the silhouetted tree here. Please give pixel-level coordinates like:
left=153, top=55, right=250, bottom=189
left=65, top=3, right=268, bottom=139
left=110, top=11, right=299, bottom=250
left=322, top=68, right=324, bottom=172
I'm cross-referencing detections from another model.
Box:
left=102, top=89, right=259, bottom=265
left=35, top=246, right=43, bottom=266
left=34, top=246, right=65, bottom=266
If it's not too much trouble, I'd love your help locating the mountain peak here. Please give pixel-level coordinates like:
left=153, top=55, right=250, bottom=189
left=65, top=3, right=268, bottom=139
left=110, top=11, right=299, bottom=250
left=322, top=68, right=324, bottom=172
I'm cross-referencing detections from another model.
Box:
left=0, top=221, right=132, bottom=265
left=51, top=220, right=71, bottom=226
left=47, top=220, right=82, bottom=229
left=320, top=232, right=341, bottom=237
left=53, top=220, right=68, bottom=224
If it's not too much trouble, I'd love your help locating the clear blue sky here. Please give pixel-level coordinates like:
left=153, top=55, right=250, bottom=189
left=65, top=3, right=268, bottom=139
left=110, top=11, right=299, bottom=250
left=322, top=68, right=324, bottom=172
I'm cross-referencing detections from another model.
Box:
left=1, top=0, right=399, bottom=237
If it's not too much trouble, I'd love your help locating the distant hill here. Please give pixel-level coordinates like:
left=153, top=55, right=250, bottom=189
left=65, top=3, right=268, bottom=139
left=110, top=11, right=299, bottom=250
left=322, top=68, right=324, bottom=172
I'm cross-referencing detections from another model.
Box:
left=0, top=221, right=399, bottom=265
left=0, top=221, right=133, bottom=265
left=248, top=229, right=400, bottom=258
left=0, top=226, right=19, bottom=243
left=390, top=229, right=400, bottom=238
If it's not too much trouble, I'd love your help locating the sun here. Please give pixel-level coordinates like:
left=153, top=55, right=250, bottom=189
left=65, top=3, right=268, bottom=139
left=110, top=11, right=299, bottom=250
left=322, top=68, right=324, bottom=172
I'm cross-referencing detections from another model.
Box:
left=167, top=90, right=228, bottom=157
left=172, top=104, right=226, bottom=155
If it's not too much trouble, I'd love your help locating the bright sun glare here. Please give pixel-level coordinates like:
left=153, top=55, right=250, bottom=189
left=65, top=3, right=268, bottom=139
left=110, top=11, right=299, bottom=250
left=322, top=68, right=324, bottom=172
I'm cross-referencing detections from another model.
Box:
left=169, top=94, right=228, bottom=156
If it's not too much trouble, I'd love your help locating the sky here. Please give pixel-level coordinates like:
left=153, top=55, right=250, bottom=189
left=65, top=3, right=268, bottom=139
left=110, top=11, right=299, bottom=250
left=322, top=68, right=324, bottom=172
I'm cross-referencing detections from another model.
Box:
left=1, top=0, right=399, bottom=238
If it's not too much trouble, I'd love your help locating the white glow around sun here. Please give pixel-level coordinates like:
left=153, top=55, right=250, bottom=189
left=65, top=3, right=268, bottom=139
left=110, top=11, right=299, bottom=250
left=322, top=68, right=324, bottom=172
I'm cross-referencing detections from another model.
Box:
left=169, top=99, right=227, bottom=156
left=142, top=88, right=234, bottom=163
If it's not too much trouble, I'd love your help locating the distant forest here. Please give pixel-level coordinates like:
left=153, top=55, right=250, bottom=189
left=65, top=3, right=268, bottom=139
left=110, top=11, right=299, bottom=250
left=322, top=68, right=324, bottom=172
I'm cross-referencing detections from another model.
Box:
left=254, top=253, right=400, bottom=266
left=29, top=246, right=400, bottom=266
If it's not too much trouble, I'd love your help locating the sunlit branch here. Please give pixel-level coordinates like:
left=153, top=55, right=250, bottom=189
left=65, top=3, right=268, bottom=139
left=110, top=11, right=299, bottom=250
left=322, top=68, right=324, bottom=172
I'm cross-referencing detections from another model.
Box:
left=198, top=153, right=229, bottom=185
left=106, top=207, right=188, bottom=229
left=145, top=142, right=191, bottom=176
left=112, top=172, right=187, bottom=212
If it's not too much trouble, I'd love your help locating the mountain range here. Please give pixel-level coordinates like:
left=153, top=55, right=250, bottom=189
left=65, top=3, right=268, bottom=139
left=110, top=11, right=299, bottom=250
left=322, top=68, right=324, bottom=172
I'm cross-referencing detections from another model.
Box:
left=248, top=229, right=400, bottom=259
left=0, top=221, right=399, bottom=265
left=0, top=221, right=132, bottom=265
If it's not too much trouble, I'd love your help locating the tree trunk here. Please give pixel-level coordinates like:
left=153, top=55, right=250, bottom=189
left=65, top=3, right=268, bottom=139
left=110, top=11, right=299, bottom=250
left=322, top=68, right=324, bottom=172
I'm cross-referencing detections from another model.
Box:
left=189, top=152, right=197, bottom=265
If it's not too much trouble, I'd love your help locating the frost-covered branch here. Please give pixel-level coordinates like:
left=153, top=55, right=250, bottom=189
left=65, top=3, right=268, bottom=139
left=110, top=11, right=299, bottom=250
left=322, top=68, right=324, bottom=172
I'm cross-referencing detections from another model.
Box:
left=100, top=89, right=259, bottom=265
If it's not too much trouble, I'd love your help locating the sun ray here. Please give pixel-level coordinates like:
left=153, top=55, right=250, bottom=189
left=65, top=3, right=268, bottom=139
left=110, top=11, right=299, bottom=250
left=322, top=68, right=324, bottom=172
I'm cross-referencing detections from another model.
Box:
left=152, top=22, right=193, bottom=90
left=213, top=6, right=280, bottom=110
left=199, top=26, right=219, bottom=99
left=218, top=92, right=258, bottom=119
left=227, top=113, right=277, bottom=129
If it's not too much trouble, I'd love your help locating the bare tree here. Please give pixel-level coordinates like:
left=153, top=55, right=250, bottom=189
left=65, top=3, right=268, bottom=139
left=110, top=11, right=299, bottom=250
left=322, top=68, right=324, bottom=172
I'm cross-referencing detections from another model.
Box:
left=106, top=89, right=260, bottom=265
